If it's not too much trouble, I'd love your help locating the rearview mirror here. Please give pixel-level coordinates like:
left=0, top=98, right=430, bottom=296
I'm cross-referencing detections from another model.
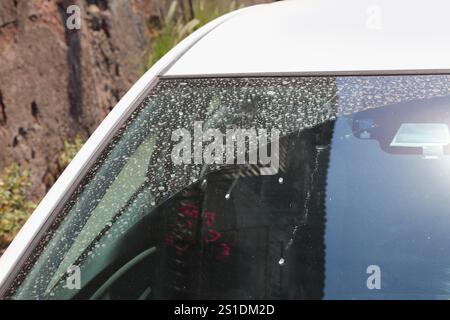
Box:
left=352, top=95, right=450, bottom=156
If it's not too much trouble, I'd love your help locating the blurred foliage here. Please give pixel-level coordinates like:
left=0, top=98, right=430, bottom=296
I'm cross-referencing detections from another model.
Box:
left=0, top=164, right=36, bottom=253
left=0, top=135, right=83, bottom=254
left=58, top=134, right=84, bottom=172
left=145, top=1, right=199, bottom=69
left=44, top=134, right=85, bottom=189
left=192, top=0, right=240, bottom=27
left=145, top=0, right=241, bottom=70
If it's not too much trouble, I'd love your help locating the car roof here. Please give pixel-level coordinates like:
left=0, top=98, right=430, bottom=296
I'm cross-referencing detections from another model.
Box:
left=165, top=0, right=450, bottom=76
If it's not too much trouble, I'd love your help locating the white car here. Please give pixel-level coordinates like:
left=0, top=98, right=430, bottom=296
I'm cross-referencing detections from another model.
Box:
left=2, top=0, right=450, bottom=299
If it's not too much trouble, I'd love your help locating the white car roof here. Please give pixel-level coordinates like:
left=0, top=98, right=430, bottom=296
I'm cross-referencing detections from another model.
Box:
left=165, top=0, right=450, bottom=76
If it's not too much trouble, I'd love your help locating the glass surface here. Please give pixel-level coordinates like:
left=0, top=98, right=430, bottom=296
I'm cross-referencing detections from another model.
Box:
left=9, top=75, right=450, bottom=299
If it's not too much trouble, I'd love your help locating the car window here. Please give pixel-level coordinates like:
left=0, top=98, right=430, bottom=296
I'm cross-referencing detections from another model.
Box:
left=8, top=75, right=450, bottom=299
left=45, top=135, right=156, bottom=292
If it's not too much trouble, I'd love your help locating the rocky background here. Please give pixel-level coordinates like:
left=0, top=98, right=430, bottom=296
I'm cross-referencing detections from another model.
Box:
left=0, top=0, right=271, bottom=200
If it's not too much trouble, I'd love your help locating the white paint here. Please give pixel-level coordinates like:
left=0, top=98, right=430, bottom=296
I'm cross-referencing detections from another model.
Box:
left=166, top=0, right=450, bottom=76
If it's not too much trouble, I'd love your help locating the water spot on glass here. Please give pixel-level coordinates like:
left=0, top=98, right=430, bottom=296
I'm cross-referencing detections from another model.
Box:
left=14, top=75, right=450, bottom=299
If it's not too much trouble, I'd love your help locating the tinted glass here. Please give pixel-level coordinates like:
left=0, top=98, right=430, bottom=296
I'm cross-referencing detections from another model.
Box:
left=8, top=75, right=450, bottom=299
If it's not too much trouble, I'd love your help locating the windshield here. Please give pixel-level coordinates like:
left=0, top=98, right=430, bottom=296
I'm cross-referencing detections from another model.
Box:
left=7, top=75, right=450, bottom=300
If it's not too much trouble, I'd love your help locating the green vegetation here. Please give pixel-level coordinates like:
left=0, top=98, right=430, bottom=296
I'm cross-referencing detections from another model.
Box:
left=145, top=1, right=199, bottom=69
left=58, top=134, right=84, bottom=173
left=0, top=135, right=84, bottom=254
left=0, top=164, right=36, bottom=253
left=145, top=0, right=241, bottom=70
left=192, top=0, right=240, bottom=27
left=42, top=134, right=84, bottom=189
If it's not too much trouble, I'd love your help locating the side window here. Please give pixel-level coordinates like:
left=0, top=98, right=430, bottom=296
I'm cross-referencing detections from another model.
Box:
left=14, top=102, right=160, bottom=299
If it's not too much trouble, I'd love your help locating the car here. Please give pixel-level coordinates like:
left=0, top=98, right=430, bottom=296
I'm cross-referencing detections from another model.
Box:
left=2, top=0, right=450, bottom=300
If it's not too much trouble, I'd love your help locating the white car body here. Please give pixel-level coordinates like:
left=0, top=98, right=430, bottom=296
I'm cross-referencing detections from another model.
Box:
left=1, top=0, right=450, bottom=294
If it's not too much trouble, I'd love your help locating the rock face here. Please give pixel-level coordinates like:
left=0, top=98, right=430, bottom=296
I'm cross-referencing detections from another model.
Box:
left=0, top=0, right=162, bottom=198
left=0, top=0, right=270, bottom=199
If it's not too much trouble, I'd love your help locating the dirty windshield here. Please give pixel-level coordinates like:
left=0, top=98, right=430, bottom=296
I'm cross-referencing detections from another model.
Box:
left=9, top=75, right=450, bottom=300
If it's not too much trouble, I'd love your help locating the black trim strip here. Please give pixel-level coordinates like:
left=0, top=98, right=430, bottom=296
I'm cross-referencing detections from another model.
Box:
left=161, top=69, right=450, bottom=80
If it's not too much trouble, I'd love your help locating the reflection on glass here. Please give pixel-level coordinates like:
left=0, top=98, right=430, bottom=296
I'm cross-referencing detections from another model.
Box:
left=8, top=75, right=450, bottom=300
